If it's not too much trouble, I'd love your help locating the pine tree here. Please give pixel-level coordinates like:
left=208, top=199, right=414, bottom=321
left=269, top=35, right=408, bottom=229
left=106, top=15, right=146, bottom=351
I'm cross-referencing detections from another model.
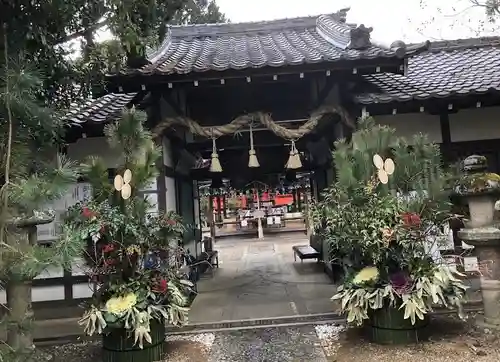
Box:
left=0, top=36, right=79, bottom=359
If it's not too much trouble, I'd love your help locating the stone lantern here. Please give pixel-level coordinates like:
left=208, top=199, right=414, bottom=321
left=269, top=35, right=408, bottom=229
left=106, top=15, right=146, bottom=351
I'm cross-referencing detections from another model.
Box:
left=457, top=155, right=500, bottom=328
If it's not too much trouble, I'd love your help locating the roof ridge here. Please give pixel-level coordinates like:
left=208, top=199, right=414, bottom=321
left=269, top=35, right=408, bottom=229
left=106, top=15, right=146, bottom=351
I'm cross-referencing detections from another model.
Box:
left=416, top=36, right=500, bottom=52
left=166, top=10, right=349, bottom=40
left=168, top=8, right=349, bottom=30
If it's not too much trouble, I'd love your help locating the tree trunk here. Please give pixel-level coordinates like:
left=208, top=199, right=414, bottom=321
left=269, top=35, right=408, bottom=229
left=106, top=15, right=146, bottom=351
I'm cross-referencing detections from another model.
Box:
left=6, top=226, right=35, bottom=356
left=6, top=280, right=33, bottom=354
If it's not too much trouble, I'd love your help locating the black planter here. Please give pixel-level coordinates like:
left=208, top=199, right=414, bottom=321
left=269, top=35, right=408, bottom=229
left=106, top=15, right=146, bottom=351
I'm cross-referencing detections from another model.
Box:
left=367, top=305, right=429, bottom=344
left=102, top=318, right=165, bottom=362
left=324, top=262, right=344, bottom=283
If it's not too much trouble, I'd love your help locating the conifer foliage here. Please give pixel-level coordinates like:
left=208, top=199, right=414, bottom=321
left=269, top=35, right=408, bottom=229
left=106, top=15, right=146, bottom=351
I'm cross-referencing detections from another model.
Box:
left=311, top=117, right=467, bottom=326
left=64, top=107, right=191, bottom=349
left=0, top=39, right=79, bottom=360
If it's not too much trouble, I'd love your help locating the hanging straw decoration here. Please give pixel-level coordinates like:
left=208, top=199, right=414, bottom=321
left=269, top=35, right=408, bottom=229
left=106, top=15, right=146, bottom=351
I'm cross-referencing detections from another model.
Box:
left=285, top=140, right=302, bottom=170
left=209, top=137, right=222, bottom=173
left=248, top=123, right=260, bottom=168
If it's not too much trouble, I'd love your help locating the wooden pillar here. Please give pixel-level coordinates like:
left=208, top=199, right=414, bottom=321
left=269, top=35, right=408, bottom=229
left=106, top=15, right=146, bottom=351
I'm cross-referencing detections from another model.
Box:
left=303, top=187, right=311, bottom=235
left=208, top=194, right=216, bottom=244
left=309, top=174, right=316, bottom=200
left=222, top=194, right=227, bottom=219
left=216, top=195, right=223, bottom=223
left=440, top=111, right=452, bottom=165
left=297, top=188, right=302, bottom=212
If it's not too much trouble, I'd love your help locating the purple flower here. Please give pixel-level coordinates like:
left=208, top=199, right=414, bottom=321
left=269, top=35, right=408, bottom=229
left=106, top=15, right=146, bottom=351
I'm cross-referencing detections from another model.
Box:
left=389, top=272, right=412, bottom=293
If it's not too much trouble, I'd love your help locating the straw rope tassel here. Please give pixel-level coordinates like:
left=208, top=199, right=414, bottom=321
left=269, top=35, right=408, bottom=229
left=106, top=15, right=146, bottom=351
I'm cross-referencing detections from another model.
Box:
left=209, top=137, right=222, bottom=172
left=248, top=123, right=260, bottom=168
left=286, top=140, right=302, bottom=169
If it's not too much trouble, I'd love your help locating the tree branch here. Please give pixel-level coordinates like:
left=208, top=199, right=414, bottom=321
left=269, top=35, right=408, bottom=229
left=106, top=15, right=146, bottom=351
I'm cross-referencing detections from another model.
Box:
left=55, top=19, right=109, bottom=45
left=470, top=0, right=500, bottom=14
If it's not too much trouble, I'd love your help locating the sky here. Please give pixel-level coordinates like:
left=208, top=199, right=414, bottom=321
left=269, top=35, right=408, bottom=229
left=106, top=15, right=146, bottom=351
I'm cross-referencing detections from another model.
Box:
left=93, top=0, right=498, bottom=48
left=213, top=0, right=498, bottom=42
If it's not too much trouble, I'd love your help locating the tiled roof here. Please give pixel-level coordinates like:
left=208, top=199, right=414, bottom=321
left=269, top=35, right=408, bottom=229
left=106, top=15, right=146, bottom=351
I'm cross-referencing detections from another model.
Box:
left=67, top=37, right=499, bottom=124
left=64, top=93, right=137, bottom=124
left=355, top=37, right=500, bottom=104
left=116, top=9, right=425, bottom=76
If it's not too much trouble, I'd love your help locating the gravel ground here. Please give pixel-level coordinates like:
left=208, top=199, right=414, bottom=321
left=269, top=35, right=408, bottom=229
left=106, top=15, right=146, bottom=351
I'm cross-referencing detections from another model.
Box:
left=37, top=326, right=326, bottom=362
left=208, top=326, right=327, bottom=362
left=36, top=314, right=500, bottom=362
left=322, top=314, right=500, bottom=362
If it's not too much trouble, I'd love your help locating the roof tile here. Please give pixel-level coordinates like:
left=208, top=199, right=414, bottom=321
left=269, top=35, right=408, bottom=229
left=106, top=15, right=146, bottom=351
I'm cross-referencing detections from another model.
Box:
left=119, top=11, right=418, bottom=76
left=355, top=37, right=500, bottom=104
left=68, top=38, right=499, bottom=124
left=63, top=93, right=137, bottom=125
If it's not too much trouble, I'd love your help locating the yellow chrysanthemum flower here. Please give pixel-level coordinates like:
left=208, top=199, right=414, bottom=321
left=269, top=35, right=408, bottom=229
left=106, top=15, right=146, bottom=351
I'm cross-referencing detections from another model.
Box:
left=105, top=293, right=137, bottom=315
left=126, top=244, right=141, bottom=255
left=353, top=266, right=379, bottom=285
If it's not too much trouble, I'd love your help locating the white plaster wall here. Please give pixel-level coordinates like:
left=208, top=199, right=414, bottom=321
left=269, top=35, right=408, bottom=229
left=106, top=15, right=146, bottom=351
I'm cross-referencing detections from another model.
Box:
left=449, top=106, right=500, bottom=142
left=374, top=113, right=442, bottom=143
left=0, top=260, right=93, bottom=303
left=163, top=137, right=174, bottom=167
left=67, top=137, right=123, bottom=168
left=194, top=201, right=200, bottom=227
left=140, top=178, right=159, bottom=214
left=162, top=135, right=178, bottom=212
left=165, top=177, right=177, bottom=211
left=374, top=107, right=500, bottom=144
left=37, top=182, right=91, bottom=242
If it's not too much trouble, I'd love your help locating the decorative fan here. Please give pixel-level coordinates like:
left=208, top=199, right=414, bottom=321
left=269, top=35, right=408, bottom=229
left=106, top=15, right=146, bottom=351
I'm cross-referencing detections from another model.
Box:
left=114, top=169, right=133, bottom=199
left=373, top=154, right=395, bottom=184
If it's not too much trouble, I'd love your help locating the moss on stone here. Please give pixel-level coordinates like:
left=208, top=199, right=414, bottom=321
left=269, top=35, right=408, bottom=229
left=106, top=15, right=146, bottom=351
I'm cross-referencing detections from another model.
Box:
left=456, top=172, right=500, bottom=195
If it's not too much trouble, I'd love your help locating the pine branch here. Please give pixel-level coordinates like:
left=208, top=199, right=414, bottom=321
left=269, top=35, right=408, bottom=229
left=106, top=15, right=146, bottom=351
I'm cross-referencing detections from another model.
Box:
left=8, top=155, right=78, bottom=214
left=80, top=157, right=114, bottom=202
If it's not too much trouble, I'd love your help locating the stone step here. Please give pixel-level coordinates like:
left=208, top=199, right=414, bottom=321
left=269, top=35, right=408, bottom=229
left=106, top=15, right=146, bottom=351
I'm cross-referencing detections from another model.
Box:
left=25, top=300, right=483, bottom=344
left=165, top=312, right=343, bottom=334
left=166, top=301, right=484, bottom=335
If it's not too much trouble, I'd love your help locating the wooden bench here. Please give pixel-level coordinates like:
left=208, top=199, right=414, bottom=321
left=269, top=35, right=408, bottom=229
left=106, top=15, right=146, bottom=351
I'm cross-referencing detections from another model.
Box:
left=292, top=245, right=321, bottom=262
left=200, top=250, right=219, bottom=269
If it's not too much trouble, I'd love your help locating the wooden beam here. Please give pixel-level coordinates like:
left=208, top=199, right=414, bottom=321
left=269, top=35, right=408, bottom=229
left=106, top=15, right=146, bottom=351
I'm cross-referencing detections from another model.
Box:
left=186, top=131, right=307, bottom=152
left=440, top=111, right=451, bottom=145
left=107, top=59, right=403, bottom=93
left=358, top=92, right=500, bottom=116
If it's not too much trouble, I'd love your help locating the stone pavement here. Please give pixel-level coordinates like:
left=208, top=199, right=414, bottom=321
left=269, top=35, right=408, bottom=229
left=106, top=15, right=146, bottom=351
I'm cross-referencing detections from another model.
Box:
left=188, top=233, right=337, bottom=324
left=16, top=232, right=482, bottom=341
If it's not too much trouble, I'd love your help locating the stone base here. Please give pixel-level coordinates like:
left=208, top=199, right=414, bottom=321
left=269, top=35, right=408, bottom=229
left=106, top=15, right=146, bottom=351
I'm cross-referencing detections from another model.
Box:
left=475, top=314, right=500, bottom=331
